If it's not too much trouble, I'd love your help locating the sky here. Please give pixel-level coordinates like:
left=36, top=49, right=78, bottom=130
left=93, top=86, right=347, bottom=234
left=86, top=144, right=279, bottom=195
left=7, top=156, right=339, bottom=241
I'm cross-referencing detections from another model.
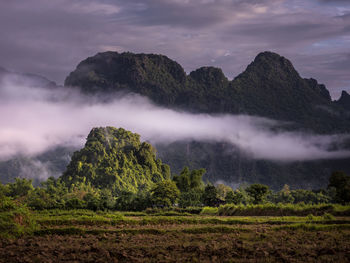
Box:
left=0, top=0, right=349, bottom=98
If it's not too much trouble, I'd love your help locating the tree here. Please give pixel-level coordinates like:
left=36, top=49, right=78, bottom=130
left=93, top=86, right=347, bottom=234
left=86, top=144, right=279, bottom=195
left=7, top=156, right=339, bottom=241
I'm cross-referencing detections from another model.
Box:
left=151, top=180, right=180, bottom=207
left=328, top=171, right=350, bottom=204
left=189, top=168, right=206, bottom=190
left=83, top=192, right=101, bottom=211
left=173, top=167, right=205, bottom=193
left=130, top=190, right=152, bottom=211
left=25, top=188, right=59, bottom=210
left=0, top=182, right=9, bottom=198
left=216, top=184, right=233, bottom=201
left=178, top=188, right=204, bottom=208
left=65, top=197, right=85, bottom=209
left=115, top=191, right=136, bottom=211
left=271, top=184, right=294, bottom=204
left=289, top=189, right=330, bottom=204
left=42, top=177, right=68, bottom=197
left=225, top=190, right=244, bottom=205
left=245, top=184, right=269, bottom=204
left=8, top=178, right=34, bottom=197
left=99, top=189, right=115, bottom=210
left=202, top=184, right=219, bottom=207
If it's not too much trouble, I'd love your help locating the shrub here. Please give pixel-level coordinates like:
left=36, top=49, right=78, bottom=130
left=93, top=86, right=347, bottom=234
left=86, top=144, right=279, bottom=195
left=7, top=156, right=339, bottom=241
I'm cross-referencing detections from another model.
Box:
left=178, top=189, right=203, bottom=208
left=200, top=206, right=218, bottom=215
left=0, top=197, right=38, bottom=238
left=65, top=198, right=85, bottom=209
left=245, top=184, right=270, bottom=204
left=322, top=212, right=335, bottom=220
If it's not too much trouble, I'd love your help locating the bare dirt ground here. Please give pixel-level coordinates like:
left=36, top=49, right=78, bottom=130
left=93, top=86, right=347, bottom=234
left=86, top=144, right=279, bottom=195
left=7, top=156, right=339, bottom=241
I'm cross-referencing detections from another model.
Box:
left=1, top=225, right=349, bottom=263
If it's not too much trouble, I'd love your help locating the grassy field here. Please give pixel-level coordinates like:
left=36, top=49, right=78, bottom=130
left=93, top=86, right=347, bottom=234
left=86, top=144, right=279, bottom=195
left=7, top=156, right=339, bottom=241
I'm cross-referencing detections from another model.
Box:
left=1, top=209, right=350, bottom=262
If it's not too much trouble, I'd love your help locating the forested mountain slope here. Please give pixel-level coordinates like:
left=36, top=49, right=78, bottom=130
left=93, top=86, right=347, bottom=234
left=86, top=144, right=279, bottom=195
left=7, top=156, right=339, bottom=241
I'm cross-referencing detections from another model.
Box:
left=65, top=51, right=350, bottom=133
left=61, top=127, right=170, bottom=193
left=64, top=51, right=350, bottom=189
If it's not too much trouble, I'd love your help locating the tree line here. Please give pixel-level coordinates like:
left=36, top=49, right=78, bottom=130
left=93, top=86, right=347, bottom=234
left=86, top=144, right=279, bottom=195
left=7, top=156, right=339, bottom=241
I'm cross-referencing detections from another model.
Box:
left=0, top=168, right=349, bottom=211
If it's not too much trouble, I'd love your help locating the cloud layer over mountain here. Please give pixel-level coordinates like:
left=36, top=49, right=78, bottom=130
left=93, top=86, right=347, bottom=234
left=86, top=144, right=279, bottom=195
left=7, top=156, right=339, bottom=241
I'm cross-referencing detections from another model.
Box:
left=0, top=73, right=349, bottom=162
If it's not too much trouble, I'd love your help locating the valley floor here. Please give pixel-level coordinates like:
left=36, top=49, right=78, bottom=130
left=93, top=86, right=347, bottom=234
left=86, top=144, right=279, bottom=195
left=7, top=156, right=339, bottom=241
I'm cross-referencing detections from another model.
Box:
left=0, top=210, right=349, bottom=263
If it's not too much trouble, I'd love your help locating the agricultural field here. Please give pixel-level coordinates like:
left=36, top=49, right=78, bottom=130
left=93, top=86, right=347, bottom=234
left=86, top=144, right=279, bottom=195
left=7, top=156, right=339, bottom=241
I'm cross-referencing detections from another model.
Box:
left=1, top=209, right=350, bottom=262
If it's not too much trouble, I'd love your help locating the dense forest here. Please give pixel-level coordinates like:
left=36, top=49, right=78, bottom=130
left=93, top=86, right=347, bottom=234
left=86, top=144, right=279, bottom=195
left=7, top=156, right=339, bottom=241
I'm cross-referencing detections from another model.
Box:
left=1, top=127, right=349, bottom=213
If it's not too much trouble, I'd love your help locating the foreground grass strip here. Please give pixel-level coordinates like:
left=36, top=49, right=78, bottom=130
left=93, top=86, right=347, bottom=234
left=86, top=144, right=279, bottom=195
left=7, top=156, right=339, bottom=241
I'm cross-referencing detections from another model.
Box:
left=181, top=226, right=248, bottom=234
left=33, top=225, right=249, bottom=236
left=36, top=215, right=350, bottom=228
left=274, top=223, right=350, bottom=231
left=218, top=204, right=350, bottom=216
left=37, top=218, right=125, bottom=226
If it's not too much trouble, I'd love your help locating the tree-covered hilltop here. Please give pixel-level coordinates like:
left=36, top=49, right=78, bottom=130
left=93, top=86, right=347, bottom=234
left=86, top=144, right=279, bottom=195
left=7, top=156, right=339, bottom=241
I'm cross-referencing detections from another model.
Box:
left=61, top=127, right=170, bottom=193
left=65, top=51, right=350, bottom=133
left=65, top=52, right=187, bottom=105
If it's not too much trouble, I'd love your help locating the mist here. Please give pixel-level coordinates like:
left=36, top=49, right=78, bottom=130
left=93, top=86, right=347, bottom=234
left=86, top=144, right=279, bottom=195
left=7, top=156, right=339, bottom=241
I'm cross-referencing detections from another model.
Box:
left=1, top=73, right=349, bottom=162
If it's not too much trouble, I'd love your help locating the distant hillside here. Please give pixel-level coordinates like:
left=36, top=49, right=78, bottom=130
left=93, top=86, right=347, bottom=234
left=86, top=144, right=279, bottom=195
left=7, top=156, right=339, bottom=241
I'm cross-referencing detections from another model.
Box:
left=0, top=67, right=57, bottom=89
left=61, top=127, right=170, bottom=193
left=0, top=69, right=63, bottom=185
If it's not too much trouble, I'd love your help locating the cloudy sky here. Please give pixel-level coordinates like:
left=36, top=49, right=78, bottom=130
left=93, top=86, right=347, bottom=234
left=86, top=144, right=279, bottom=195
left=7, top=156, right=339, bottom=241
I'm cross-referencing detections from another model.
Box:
left=0, top=0, right=349, bottom=98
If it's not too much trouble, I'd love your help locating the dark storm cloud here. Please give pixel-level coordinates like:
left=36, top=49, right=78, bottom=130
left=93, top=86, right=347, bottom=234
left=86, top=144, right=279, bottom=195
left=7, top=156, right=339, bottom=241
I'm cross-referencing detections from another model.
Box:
left=0, top=0, right=349, bottom=97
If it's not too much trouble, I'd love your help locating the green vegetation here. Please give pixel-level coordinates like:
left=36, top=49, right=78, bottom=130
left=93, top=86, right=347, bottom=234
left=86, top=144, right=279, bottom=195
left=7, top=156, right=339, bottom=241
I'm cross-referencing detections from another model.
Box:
left=150, top=180, right=180, bottom=207
left=245, top=183, right=270, bottom=204
left=328, top=171, right=350, bottom=204
left=61, top=127, right=170, bottom=193
left=217, top=203, right=350, bottom=217
left=174, top=166, right=205, bottom=207
left=1, top=145, right=349, bottom=213
left=0, top=196, right=38, bottom=238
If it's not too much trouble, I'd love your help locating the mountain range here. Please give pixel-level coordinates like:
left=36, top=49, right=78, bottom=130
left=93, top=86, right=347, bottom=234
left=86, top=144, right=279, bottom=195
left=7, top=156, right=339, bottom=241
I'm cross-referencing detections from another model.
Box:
left=65, top=51, right=350, bottom=133
left=1, top=51, right=350, bottom=189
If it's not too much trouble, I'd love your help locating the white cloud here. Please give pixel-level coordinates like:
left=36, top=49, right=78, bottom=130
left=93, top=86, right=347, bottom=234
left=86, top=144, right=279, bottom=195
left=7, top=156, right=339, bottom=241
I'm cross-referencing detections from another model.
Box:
left=69, top=1, right=121, bottom=15
left=0, top=73, right=349, bottom=162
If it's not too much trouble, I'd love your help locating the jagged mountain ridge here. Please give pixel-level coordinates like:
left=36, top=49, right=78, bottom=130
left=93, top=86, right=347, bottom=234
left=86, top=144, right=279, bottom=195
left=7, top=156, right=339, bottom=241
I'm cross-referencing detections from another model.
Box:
left=65, top=51, right=350, bottom=133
